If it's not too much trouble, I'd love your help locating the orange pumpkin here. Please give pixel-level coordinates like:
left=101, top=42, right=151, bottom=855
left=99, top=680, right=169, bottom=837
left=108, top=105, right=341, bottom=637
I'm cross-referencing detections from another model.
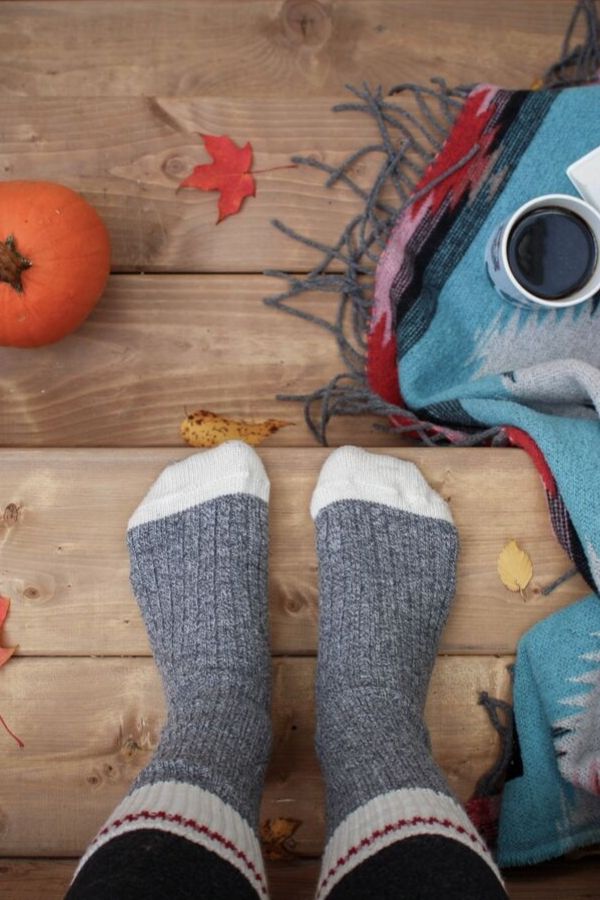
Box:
left=0, top=180, right=110, bottom=347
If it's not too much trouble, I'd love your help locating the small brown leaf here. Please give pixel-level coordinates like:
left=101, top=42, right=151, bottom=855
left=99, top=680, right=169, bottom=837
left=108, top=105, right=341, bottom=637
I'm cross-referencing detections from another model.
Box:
left=497, top=540, right=533, bottom=598
left=260, top=817, right=302, bottom=861
left=180, top=409, right=293, bottom=448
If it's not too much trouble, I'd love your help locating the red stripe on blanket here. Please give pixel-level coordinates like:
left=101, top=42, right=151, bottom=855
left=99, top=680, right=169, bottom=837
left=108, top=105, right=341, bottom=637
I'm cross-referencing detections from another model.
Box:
left=504, top=426, right=557, bottom=495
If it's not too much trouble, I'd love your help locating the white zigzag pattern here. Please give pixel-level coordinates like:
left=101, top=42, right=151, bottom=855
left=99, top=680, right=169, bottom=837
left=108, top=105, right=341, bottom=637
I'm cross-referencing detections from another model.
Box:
left=553, top=628, right=600, bottom=796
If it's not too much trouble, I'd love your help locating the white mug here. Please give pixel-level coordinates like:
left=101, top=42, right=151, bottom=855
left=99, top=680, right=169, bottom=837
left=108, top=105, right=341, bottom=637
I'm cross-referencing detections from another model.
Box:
left=485, top=193, right=600, bottom=309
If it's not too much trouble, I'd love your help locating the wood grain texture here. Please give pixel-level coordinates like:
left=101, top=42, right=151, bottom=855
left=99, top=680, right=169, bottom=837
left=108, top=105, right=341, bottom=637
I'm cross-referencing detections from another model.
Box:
left=0, top=275, right=398, bottom=449
left=3, top=856, right=600, bottom=900
left=0, top=1, right=574, bottom=98
left=0, top=655, right=510, bottom=857
left=0, top=447, right=589, bottom=657
left=0, top=94, right=395, bottom=272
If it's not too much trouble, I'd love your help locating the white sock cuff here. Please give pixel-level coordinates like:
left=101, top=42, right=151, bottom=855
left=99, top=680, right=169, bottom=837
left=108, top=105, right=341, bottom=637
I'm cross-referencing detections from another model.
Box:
left=317, top=788, right=502, bottom=899
left=128, top=441, right=270, bottom=530
left=72, top=781, right=268, bottom=896
left=311, top=446, right=453, bottom=523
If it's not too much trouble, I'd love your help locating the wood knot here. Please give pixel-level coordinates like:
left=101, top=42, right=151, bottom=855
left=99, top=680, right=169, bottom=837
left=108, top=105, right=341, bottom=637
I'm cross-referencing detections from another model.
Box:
left=281, top=589, right=308, bottom=616
left=85, top=762, right=121, bottom=788
left=101, top=761, right=120, bottom=783
left=122, top=737, right=143, bottom=760
left=162, top=153, right=189, bottom=180
left=2, top=503, right=21, bottom=527
left=118, top=718, right=156, bottom=759
left=15, top=574, right=55, bottom=605
left=280, top=0, right=332, bottom=47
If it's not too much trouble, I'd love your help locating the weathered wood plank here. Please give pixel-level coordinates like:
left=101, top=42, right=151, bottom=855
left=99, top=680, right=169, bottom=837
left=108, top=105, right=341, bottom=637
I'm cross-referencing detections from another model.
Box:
left=0, top=275, right=398, bottom=449
left=3, top=856, right=600, bottom=900
left=0, top=448, right=589, bottom=657
left=0, top=94, right=395, bottom=272
left=0, top=1, right=574, bottom=98
left=0, top=655, right=510, bottom=857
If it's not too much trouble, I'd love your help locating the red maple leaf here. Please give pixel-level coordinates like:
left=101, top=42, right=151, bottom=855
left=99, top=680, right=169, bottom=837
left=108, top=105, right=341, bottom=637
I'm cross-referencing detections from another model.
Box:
left=179, top=134, right=256, bottom=223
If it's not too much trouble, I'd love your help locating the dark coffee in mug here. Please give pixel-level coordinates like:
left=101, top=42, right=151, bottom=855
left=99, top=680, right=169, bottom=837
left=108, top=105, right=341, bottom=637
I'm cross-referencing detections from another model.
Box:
left=507, top=206, right=598, bottom=301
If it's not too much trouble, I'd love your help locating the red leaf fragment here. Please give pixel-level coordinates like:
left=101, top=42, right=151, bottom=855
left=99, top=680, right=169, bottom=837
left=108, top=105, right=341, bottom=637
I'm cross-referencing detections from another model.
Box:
left=0, top=646, right=15, bottom=667
left=0, top=713, right=24, bottom=749
left=0, top=595, right=22, bottom=748
left=0, top=594, right=10, bottom=629
left=179, top=134, right=256, bottom=223
left=0, top=595, right=15, bottom=667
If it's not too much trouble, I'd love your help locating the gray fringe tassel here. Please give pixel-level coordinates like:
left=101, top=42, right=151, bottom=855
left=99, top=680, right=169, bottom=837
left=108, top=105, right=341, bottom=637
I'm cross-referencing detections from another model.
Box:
left=543, top=0, right=600, bottom=87
left=474, top=692, right=515, bottom=799
left=265, top=0, right=600, bottom=446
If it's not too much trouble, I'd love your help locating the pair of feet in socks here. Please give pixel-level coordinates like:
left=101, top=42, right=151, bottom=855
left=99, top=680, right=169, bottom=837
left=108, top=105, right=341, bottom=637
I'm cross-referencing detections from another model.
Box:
left=69, top=441, right=505, bottom=899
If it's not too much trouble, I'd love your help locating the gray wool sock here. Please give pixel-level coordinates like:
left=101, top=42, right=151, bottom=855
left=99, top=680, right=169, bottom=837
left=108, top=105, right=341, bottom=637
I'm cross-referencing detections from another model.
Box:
left=126, top=441, right=272, bottom=828
left=72, top=442, right=274, bottom=897
left=311, top=446, right=459, bottom=837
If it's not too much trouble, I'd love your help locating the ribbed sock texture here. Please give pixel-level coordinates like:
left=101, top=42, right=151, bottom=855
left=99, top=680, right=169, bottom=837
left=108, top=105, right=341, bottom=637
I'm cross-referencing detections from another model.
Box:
left=313, top=447, right=459, bottom=837
left=127, top=443, right=272, bottom=829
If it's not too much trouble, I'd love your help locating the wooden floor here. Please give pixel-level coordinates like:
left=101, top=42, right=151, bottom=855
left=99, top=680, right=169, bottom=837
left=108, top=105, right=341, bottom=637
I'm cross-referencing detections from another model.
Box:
left=1, top=2, right=599, bottom=897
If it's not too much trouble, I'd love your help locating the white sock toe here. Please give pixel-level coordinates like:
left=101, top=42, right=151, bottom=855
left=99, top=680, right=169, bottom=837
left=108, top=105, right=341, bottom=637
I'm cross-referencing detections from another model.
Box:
left=310, top=446, right=453, bottom=523
left=128, top=441, right=270, bottom=530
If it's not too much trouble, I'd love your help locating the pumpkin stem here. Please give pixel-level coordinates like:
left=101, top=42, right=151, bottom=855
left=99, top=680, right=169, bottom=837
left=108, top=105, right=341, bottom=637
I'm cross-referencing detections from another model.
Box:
left=0, top=235, right=32, bottom=293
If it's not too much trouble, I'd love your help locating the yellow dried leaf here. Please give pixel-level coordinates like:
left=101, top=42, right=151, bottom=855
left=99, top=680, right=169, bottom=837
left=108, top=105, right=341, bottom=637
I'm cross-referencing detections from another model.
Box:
left=180, top=409, right=293, bottom=448
left=260, top=817, right=302, bottom=861
left=497, top=539, right=533, bottom=597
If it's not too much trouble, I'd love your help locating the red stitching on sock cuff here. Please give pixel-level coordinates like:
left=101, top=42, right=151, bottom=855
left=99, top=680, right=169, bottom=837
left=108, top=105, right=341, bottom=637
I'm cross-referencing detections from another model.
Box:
left=89, top=809, right=267, bottom=896
left=317, top=814, right=491, bottom=897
